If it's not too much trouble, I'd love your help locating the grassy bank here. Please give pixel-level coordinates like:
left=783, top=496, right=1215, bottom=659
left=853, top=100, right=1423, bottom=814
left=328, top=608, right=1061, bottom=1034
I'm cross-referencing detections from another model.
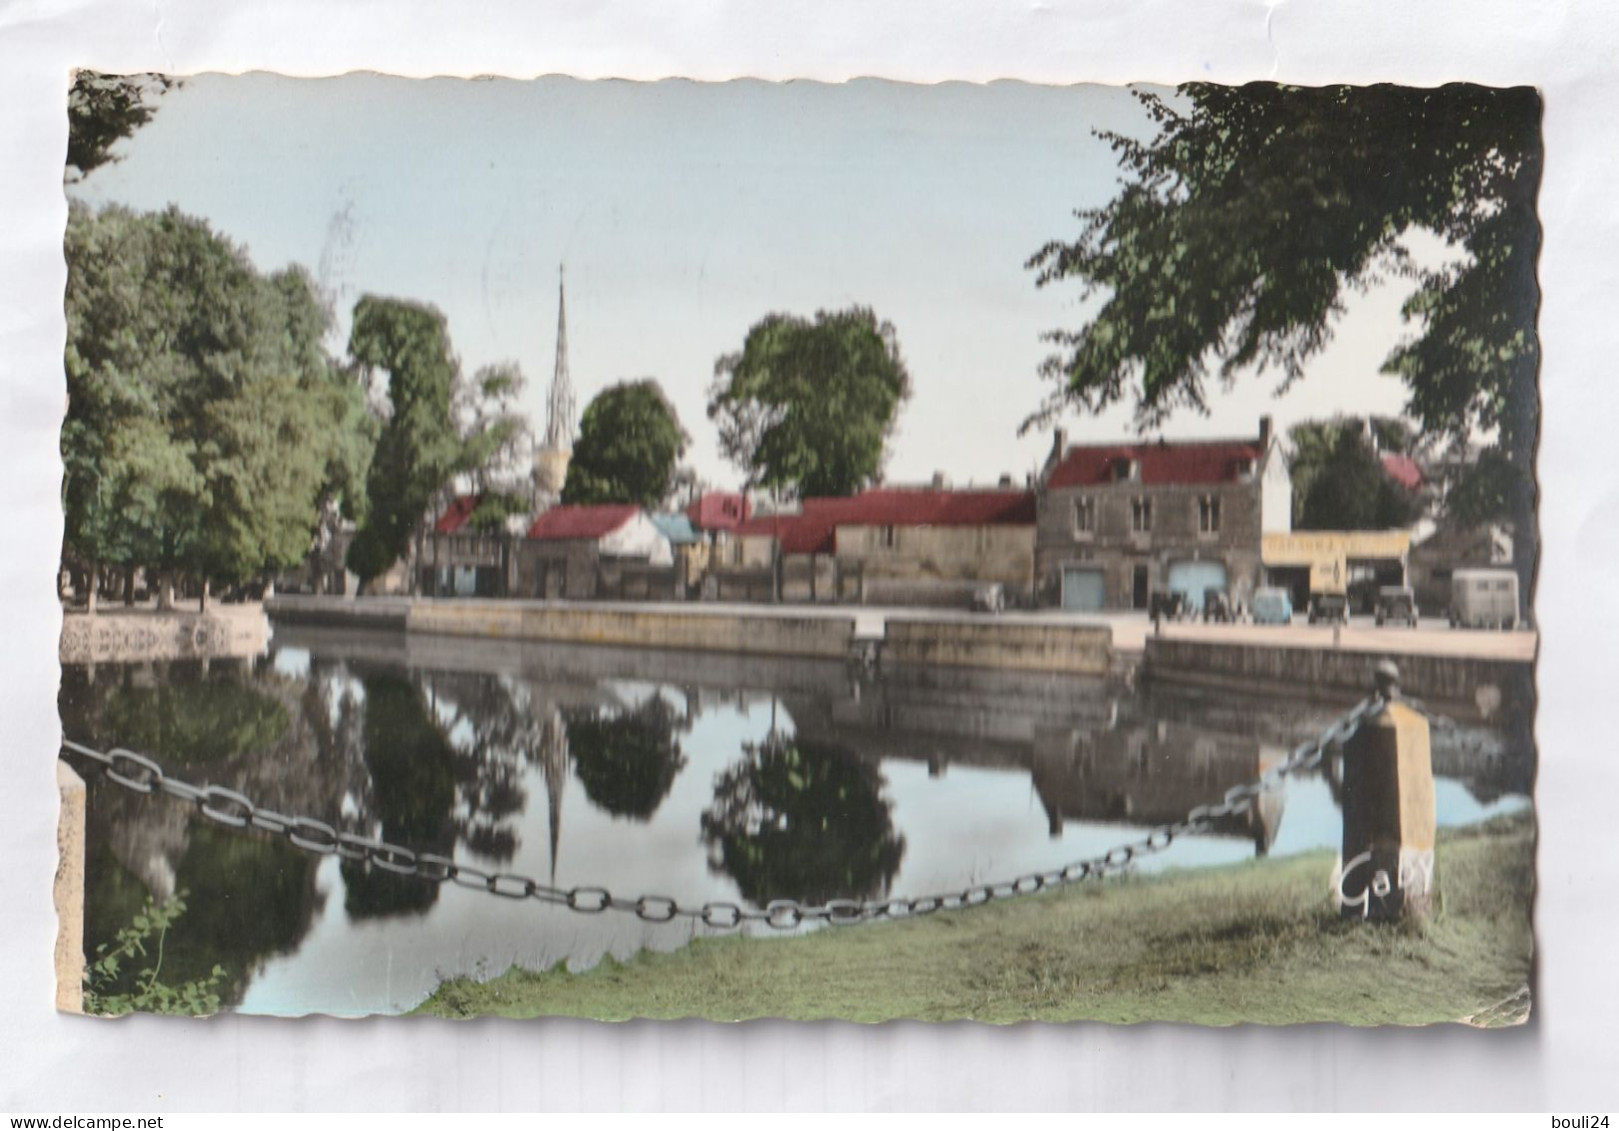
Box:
left=419, top=816, right=1534, bottom=1026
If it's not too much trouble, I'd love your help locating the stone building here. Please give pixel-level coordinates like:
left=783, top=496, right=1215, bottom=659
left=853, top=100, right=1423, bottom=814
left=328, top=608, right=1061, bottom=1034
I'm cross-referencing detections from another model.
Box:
left=822, top=489, right=1037, bottom=606
left=516, top=504, right=674, bottom=600
left=420, top=494, right=518, bottom=598
left=711, top=488, right=1038, bottom=607
left=1035, top=418, right=1290, bottom=612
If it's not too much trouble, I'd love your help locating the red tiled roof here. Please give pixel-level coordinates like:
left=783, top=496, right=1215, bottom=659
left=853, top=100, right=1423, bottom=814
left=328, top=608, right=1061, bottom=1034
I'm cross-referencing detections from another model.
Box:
left=526, top=504, right=640, bottom=542
left=1047, top=440, right=1262, bottom=489
left=434, top=494, right=481, bottom=535
left=1381, top=453, right=1425, bottom=491
left=685, top=491, right=752, bottom=532
left=733, top=512, right=838, bottom=555
left=803, top=489, right=1037, bottom=528
left=731, top=490, right=1035, bottom=556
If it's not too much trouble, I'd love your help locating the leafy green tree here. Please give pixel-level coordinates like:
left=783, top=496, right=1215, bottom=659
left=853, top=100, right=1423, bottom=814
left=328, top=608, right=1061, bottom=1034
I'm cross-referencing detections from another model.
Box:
left=66, top=71, right=178, bottom=181
left=344, top=297, right=464, bottom=587
left=62, top=204, right=368, bottom=608
left=708, top=308, right=912, bottom=498
left=562, top=380, right=688, bottom=509
left=466, top=492, right=530, bottom=534
left=1027, top=83, right=1541, bottom=605
left=1287, top=417, right=1422, bottom=531
left=455, top=361, right=531, bottom=497
left=1290, top=419, right=1422, bottom=531
left=346, top=307, right=531, bottom=585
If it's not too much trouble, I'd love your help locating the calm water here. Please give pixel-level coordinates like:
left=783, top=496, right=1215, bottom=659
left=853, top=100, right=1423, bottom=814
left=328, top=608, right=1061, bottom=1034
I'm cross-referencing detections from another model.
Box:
left=61, top=625, right=1534, bottom=1016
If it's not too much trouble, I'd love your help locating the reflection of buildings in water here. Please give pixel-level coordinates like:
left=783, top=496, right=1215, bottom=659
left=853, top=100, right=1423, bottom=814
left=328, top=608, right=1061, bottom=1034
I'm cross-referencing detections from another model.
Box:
left=1136, top=682, right=1533, bottom=812
left=1030, top=727, right=1286, bottom=854
left=783, top=670, right=1119, bottom=773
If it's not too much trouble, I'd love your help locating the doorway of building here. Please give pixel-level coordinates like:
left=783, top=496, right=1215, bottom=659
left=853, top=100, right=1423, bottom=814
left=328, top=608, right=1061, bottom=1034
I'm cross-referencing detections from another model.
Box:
left=1132, top=564, right=1150, bottom=610
left=1062, top=566, right=1105, bottom=611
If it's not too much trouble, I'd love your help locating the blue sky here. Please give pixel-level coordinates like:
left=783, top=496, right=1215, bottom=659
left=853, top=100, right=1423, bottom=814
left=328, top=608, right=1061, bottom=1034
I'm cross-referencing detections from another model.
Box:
left=70, top=73, right=1416, bottom=489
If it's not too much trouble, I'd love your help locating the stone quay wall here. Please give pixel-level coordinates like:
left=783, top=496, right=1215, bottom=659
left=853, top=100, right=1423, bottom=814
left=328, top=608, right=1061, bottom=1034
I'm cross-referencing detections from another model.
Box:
left=268, top=597, right=1118, bottom=674
left=884, top=618, right=1113, bottom=676
left=407, top=600, right=858, bottom=660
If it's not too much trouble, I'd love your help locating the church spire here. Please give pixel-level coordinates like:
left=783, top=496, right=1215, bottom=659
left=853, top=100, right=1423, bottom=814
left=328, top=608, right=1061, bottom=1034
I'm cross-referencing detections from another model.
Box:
left=543, top=266, right=576, bottom=451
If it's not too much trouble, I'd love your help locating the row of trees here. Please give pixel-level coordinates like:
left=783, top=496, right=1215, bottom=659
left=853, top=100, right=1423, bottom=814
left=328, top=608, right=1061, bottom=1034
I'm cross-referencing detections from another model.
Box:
left=61, top=202, right=531, bottom=606
left=62, top=203, right=375, bottom=609
left=63, top=72, right=533, bottom=605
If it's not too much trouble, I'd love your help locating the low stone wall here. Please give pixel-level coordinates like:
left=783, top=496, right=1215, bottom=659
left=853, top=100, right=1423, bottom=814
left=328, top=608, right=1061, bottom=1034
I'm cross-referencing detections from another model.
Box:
left=1143, top=637, right=1535, bottom=722
left=265, top=595, right=410, bottom=631
left=884, top=619, right=1112, bottom=676
left=408, top=600, right=857, bottom=660
left=59, top=607, right=269, bottom=664
left=270, top=597, right=1123, bottom=672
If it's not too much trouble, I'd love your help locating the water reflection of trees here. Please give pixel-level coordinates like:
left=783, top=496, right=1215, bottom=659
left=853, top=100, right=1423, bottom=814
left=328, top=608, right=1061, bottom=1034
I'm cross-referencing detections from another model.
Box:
left=701, top=732, right=905, bottom=906
left=415, top=670, right=541, bottom=862
left=565, top=695, right=688, bottom=821
left=338, top=673, right=459, bottom=919
left=83, top=823, right=319, bottom=1011
left=61, top=661, right=290, bottom=766
left=68, top=658, right=329, bottom=1011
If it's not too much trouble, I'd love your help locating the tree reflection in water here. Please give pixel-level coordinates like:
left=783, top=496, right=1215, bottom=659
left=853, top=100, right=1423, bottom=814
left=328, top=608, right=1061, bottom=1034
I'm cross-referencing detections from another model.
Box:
left=340, top=673, right=458, bottom=919
left=418, top=671, right=539, bottom=862
left=701, top=731, right=905, bottom=906
left=84, top=824, right=320, bottom=1010
left=565, top=694, right=689, bottom=821
left=61, top=661, right=289, bottom=767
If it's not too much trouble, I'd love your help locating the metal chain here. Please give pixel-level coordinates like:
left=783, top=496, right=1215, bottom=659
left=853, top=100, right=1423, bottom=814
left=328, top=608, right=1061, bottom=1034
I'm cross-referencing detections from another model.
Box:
left=58, top=695, right=1382, bottom=931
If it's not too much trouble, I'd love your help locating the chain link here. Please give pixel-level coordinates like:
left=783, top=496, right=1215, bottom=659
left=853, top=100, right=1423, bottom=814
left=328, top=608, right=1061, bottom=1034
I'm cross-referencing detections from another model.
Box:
left=57, top=695, right=1381, bottom=931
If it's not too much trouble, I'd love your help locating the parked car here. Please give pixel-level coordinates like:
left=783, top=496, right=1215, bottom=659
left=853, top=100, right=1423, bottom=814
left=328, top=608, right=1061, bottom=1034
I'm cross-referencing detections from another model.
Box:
left=1251, top=587, right=1294, bottom=625
left=1149, top=590, right=1187, bottom=622
left=1375, top=586, right=1419, bottom=627
left=1202, top=588, right=1233, bottom=623
left=971, top=582, right=1006, bottom=614
left=1308, top=592, right=1350, bottom=625
left=1449, top=568, right=1519, bottom=629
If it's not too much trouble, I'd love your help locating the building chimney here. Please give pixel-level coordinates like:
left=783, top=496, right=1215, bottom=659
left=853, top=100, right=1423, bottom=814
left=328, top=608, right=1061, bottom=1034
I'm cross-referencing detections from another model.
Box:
left=1052, top=428, right=1068, bottom=463
left=1258, top=415, right=1273, bottom=451
left=998, top=473, right=1013, bottom=489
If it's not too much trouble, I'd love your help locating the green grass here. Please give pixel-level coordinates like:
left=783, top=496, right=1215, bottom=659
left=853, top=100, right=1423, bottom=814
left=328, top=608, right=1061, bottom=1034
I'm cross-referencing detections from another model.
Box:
left=418, top=816, right=1534, bottom=1026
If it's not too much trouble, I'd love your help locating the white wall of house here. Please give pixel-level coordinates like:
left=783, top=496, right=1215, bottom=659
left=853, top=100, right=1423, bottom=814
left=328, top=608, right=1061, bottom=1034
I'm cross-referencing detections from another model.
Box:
left=600, top=510, right=674, bottom=565
left=1261, top=439, right=1293, bottom=534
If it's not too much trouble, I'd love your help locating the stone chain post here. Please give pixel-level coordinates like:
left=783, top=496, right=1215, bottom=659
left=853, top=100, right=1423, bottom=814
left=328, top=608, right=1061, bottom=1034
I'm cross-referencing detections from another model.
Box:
left=1336, top=660, right=1437, bottom=921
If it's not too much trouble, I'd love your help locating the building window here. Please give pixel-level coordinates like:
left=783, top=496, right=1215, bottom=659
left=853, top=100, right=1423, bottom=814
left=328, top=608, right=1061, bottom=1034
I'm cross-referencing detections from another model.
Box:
left=1131, top=498, right=1153, bottom=533
left=1073, top=497, right=1095, bottom=534
left=881, top=525, right=897, bottom=549
left=1111, top=458, right=1135, bottom=483
left=1199, top=495, right=1222, bottom=534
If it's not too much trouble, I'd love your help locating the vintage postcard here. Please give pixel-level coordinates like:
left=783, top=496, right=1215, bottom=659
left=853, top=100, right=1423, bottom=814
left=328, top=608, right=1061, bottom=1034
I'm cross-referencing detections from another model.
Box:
left=56, top=73, right=1538, bottom=1023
